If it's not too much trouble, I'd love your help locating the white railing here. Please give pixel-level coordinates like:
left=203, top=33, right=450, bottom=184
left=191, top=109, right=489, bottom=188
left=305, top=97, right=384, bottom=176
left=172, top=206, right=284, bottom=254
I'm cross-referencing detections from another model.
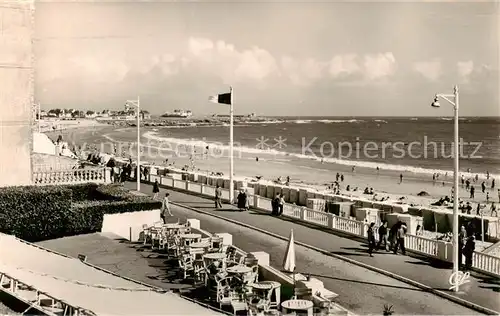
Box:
left=404, top=234, right=439, bottom=257
left=304, top=209, right=329, bottom=226
left=472, top=252, right=500, bottom=276
left=32, top=168, right=110, bottom=185
left=283, top=204, right=302, bottom=219
left=334, top=216, right=363, bottom=236
left=150, top=174, right=500, bottom=278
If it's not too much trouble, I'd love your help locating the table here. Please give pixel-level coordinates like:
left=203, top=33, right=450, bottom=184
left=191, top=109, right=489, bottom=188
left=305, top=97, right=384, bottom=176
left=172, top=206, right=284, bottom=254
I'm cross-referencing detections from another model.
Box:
left=190, top=241, right=211, bottom=249
left=281, top=299, right=313, bottom=316
left=226, top=265, right=252, bottom=274
left=203, top=253, right=226, bottom=260
left=252, top=281, right=280, bottom=290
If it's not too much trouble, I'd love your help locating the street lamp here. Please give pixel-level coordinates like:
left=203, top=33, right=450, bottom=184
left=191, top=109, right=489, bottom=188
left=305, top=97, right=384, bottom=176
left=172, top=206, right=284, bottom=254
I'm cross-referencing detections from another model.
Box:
left=125, top=96, right=141, bottom=192
left=431, top=85, right=460, bottom=291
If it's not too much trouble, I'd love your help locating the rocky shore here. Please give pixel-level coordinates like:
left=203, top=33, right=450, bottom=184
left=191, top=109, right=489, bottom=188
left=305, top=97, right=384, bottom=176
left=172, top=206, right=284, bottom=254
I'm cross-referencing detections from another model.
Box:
left=101, top=116, right=282, bottom=128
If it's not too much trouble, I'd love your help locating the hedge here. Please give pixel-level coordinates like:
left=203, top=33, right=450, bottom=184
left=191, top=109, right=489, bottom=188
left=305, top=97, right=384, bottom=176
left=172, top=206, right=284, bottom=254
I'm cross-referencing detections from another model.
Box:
left=0, top=186, right=74, bottom=242
left=0, top=183, right=160, bottom=242
left=72, top=200, right=162, bottom=215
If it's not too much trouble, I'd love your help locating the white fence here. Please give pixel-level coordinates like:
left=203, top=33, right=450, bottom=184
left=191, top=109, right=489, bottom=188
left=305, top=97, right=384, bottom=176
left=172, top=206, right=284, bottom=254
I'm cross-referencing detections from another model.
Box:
left=149, top=174, right=500, bottom=278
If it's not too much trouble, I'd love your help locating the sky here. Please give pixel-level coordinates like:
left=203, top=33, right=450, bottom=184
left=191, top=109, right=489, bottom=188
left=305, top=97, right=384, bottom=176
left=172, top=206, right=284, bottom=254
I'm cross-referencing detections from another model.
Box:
left=34, top=0, right=499, bottom=117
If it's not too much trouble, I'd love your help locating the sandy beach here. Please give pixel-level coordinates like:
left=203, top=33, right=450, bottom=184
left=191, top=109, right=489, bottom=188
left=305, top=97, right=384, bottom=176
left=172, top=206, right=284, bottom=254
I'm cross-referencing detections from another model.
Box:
left=49, top=125, right=500, bottom=217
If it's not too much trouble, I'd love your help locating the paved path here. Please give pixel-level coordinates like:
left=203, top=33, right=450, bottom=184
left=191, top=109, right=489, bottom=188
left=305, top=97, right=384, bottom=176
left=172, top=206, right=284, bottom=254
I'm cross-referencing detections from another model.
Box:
left=126, top=182, right=498, bottom=314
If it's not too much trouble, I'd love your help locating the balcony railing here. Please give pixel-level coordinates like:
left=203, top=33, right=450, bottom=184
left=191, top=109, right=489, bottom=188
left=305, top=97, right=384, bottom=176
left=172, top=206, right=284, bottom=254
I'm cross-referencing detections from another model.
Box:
left=32, top=168, right=111, bottom=185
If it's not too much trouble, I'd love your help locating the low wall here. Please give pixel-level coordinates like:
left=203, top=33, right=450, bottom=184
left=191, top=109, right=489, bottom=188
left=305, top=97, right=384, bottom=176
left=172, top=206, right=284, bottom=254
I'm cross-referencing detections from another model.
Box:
left=147, top=172, right=500, bottom=279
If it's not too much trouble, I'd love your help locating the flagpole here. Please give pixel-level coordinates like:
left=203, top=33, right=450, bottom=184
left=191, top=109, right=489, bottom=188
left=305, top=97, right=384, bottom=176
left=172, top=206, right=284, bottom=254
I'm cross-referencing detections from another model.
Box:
left=229, top=86, right=234, bottom=204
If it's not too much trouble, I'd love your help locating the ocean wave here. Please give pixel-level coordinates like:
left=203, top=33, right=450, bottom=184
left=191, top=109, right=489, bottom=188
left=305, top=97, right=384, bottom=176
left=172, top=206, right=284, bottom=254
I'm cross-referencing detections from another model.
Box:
left=290, top=119, right=363, bottom=124
left=292, top=120, right=313, bottom=124
left=246, top=120, right=283, bottom=124
left=318, top=119, right=363, bottom=124
left=374, top=119, right=388, bottom=123
left=142, top=131, right=499, bottom=179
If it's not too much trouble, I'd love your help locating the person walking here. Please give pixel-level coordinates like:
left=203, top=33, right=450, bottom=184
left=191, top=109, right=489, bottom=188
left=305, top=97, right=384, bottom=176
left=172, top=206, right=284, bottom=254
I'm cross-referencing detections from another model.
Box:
left=152, top=179, right=160, bottom=200
left=470, top=186, right=475, bottom=199
left=399, top=174, right=403, bottom=184
left=463, top=235, right=475, bottom=271
left=271, top=193, right=280, bottom=216
left=160, top=193, right=172, bottom=223
left=458, top=225, right=467, bottom=268
left=215, top=185, right=222, bottom=209
left=377, top=221, right=389, bottom=251
left=393, top=224, right=407, bottom=255
left=367, top=222, right=376, bottom=257
left=278, top=194, right=285, bottom=215
left=237, top=189, right=247, bottom=211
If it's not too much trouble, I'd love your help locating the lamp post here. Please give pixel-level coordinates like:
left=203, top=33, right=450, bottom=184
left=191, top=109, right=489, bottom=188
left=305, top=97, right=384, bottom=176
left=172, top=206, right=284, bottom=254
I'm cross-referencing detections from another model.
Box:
left=431, top=85, right=460, bottom=291
left=125, top=96, right=141, bottom=192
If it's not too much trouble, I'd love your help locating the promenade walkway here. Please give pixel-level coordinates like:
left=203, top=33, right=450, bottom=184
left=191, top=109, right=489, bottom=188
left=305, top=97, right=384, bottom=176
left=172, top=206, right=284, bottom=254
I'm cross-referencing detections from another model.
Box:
left=125, top=182, right=499, bottom=314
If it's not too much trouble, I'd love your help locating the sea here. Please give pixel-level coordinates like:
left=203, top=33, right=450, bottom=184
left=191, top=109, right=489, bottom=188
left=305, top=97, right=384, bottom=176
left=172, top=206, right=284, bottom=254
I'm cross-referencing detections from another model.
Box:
left=97, top=116, right=500, bottom=178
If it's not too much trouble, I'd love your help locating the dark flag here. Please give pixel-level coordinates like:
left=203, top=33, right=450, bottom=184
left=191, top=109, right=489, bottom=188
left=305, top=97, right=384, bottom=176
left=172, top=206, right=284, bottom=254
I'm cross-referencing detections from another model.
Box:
left=208, top=92, right=231, bottom=105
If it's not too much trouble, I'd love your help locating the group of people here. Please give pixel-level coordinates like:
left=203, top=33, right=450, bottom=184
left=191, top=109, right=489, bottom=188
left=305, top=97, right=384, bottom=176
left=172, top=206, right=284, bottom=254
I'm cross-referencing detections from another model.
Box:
left=366, top=221, right=409, bottom=257
left=214, top=185, right=250, bottom=211
left=271, top=193, right=285, bottom=216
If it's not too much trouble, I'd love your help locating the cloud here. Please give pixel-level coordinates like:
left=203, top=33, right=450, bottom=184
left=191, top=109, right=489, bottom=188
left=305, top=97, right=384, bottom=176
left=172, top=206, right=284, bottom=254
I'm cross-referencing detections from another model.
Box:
left=328, top=54, right=360, bottom=78
left=186, top=37, right=278, bottom=83
left=280, top=56, right=327, bottom=86
left=67, top=55, right=129, bottom=83
left=457, top=60, right=474, bottom=82
left=37, top=36, right=399, bottom=88
left=363, top=52, right=397, bottom=80
left=413, top=59, right=442, bottom=81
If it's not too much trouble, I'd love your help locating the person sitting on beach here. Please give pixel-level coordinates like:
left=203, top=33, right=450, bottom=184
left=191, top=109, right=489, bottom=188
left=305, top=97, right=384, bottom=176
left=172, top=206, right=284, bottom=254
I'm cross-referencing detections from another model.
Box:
left=369, top=188, right=374, bottom=194
left=364, top=187, right=370, bottom=194
left=346, top=185, right=350, bottom=191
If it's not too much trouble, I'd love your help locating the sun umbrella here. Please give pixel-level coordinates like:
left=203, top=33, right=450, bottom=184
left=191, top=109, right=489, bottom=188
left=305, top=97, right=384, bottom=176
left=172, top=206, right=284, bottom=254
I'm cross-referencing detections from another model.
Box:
left=283, top=229, right=297, bottom=297
left=283, top=229, right=296, bottom=273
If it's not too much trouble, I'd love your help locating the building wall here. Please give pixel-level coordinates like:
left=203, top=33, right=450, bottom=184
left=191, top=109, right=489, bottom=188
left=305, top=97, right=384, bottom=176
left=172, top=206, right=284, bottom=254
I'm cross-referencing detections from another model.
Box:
left=0, top=2, right=35, bottom=187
